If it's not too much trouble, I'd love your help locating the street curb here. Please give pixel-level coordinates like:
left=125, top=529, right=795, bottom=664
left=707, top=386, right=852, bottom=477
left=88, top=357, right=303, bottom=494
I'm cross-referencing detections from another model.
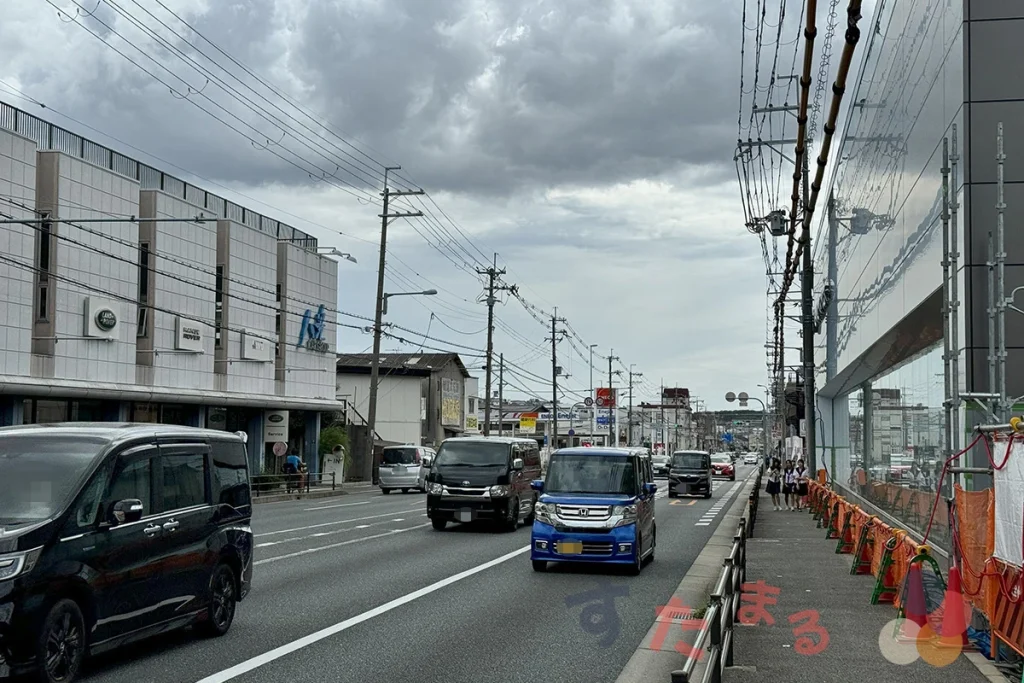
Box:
left=615, top=474, right=758, bottom=683
left=252, top=488, right=349, bottom=504
left=965, top=648, right=1011, bottom=682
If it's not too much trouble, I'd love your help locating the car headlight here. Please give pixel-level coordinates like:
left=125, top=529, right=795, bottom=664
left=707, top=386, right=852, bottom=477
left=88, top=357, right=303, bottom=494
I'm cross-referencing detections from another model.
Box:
left=534, top=501, right=555, bottom=523
left=0, top=547, right=42, bottom=582
left=489, top=485, right=511, bottom=497
left=428, top=483, right=443, bottom=495
left=611, top=504, right=638, bottom=527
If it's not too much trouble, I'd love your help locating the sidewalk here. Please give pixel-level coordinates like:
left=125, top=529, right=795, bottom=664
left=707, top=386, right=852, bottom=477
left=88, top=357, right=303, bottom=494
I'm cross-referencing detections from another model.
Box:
left=727, top=492, right=997, bottom=683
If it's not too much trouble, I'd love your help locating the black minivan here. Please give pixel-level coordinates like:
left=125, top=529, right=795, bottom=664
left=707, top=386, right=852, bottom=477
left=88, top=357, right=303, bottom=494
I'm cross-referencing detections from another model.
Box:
left=667, top=450, right=713, bottom=498
left=425, top=436, right=541, bottom=531
left=0, top=423, right=254, bottom=683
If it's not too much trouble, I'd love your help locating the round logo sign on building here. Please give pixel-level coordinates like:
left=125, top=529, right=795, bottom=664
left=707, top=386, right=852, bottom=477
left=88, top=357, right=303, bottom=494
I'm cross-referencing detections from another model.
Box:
left=95, top=308, right=117, bottom=332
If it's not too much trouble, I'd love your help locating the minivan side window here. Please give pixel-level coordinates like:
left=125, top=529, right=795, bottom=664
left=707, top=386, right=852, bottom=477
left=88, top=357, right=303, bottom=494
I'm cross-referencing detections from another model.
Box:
left=525, top=443, right=540, bottom=467
left=212, top=440, right=251, bottom=509
left=161, top=451, right=208, bottom=512
left=64, top=461, right=113, bottom=533
left=106, top=455, right=156, bottom=518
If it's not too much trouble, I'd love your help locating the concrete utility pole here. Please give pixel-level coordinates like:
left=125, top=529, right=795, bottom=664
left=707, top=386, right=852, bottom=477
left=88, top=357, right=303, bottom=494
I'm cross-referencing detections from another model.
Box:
left=497, top=352, right=504, bottom=437
left=799, top=154, right=817, bottom=472
left=477, top=254, right=515, bottom=436
left=608, top=350, right=620, bottom=446
left=628, top=365, right=642, bottom=446
left=660, top=380, right=665, bottom=452
left=550, top=308, right=567, bottom=449
left=589, top=344, right=598, bottom=443
left=366, top=166, right=423, bottom=482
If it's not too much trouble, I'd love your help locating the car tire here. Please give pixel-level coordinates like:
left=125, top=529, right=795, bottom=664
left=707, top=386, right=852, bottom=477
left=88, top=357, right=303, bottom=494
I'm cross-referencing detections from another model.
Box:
left=704, top=489, right=712, bottom=499
left=33, top=598, right=86, bottom=683
left=532, top=560, right=547, bottom=572
left=505, top=497, right=520, bottom=531
left=431, top=518, right=447, bottom=531
left=199, top=564, right=237, bottom=638
left=401, top=488, right=410, bottom=494
left=524, top=497, right=536, bottom=524
left=730, top=475, right=736, bottom=481
left=649, top=524, right=656, bottom=563
left=381, top=488, right=391, bottom=495
left=629, top=534, right=643, bottom=576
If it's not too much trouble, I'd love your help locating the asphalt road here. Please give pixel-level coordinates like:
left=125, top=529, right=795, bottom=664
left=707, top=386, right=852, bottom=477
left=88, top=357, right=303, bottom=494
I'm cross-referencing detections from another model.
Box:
left=78, top=465, right=756, bottom=683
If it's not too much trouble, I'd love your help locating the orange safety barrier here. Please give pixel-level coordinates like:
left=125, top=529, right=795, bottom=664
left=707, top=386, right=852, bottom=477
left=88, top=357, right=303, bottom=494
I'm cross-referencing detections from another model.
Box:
left=835, top=501, right=856, bottom=554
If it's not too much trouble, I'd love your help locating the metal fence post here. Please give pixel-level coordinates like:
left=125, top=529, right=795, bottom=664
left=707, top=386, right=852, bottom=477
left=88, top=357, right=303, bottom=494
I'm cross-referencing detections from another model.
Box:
left=723, top=558, right=735, bottom=668
left=709, top=593, right=723, bottom=683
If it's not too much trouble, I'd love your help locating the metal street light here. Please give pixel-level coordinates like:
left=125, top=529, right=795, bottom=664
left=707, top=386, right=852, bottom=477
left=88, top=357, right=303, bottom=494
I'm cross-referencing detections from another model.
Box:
left=725, top=391, right=768, bottom=466
left=317, top=247, right=358, bottom=263
left=382, top=289, right=437, bottom=315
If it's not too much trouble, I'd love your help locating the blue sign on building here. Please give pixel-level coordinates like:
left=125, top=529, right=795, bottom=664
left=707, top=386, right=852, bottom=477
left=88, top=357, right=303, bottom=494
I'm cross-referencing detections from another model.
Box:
left=596, top=416, right=616, bottom=426
left=297, top=304, right=329, bottom=353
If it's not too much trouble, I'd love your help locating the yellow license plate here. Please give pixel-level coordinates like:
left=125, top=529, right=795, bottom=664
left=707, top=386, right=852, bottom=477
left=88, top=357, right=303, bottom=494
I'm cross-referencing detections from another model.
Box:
left=558, top=541, right=583, bottom=555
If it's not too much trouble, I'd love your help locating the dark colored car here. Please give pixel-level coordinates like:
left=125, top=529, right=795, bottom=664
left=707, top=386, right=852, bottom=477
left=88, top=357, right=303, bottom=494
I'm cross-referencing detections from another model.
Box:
left=668, top=450, right=712, bottom=498
left=0, top=423, right=253, bottom=683
left=711, top=453, right=736, bottom=480
left=426, top=437, right=541, bottom=531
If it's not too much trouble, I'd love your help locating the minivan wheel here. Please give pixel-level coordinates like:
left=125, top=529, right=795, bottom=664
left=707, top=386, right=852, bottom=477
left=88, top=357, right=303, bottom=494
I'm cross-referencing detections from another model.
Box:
left=524, top=497, right=536, bottom=524
left=431, top=518, right=447, bottom=531
left=629, top=535, right=643, bottom=576
left=34, top=598, right=85, bottom=683
left=381, top=488, right=391, bottom=495
left=401, top=488, right=410, bottom=494
left=200, top=564, right=237, bottom=638
left=532, top=560, right=547, bottom=572
left=504, top=497, right=520, bottom=531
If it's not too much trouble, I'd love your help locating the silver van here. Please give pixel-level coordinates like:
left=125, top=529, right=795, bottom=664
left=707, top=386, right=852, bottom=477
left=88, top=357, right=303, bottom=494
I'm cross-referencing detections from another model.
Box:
left=379, top=445, right=435, bottom=494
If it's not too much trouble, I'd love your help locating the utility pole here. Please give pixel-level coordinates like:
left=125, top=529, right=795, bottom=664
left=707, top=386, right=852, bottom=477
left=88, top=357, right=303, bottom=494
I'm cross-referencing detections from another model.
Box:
left=799, top=153, right=817, bottom=472
left=589, top=344, right=597, bottom=444
left=366, top=166, right=423, bottom=482
left=660, top=380, right=665, bottom=452
left=477, top=254, right=515, bottom=436
left=608, top=350, right=620, bottom=446
left=550, top=308, right=567, bottom=449
left=628, top=365, right=642, bottom=446
left=497, top=352, right=504, bottom=437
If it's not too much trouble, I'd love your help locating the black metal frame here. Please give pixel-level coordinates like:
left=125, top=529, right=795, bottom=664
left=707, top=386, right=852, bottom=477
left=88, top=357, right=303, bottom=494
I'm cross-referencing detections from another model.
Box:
left=250, top=471, right=336, bottom=497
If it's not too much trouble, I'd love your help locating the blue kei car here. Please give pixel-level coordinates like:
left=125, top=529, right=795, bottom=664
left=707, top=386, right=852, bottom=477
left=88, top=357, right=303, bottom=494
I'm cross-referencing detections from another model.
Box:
left=530, top=447, right=657, bottom=575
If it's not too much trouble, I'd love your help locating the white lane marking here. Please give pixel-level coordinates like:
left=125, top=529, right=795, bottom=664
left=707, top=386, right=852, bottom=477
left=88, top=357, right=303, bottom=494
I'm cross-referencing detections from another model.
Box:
left=354, top=524, right=370, bottom=529
left=201, top=544, right=531, bottom=682
left=391, top=518, right=405, bottom=522
left=257, top=507, right=422, bottom=537
left=693, top=477, right=748, bottom=528
left=255, top=523, right=431, bottom=566
left=695, top=523, right=710, bottom=526
left=303, top=500, right=372, bottom=511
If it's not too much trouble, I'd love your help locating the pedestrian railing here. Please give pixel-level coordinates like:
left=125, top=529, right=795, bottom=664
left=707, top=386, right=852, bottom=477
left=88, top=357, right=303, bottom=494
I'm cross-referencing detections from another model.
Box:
left=671, top=469, right=762, bottom=683
left=250, top=471, right=336, bottom=497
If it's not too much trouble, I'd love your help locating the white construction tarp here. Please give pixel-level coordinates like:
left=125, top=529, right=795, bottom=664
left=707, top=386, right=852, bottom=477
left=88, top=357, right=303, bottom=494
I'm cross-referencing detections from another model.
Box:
left=993, top=438, right=1024, bottom=567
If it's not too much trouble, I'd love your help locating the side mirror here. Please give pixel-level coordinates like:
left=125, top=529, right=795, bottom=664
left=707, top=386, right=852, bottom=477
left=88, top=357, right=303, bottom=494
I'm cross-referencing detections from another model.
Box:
left=530, top=479, right=544, bottom=492
left=643, top=482, right=657, bottom=496
left=110, top=499, right=143, bottom=525
left=512, top=458, right=524, bottom=470
left=422, top=455, right=433, bottom=467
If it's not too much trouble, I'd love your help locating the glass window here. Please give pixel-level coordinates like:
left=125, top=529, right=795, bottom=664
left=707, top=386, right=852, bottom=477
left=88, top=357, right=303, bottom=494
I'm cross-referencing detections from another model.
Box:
left=66, top=463, right=112, bottom=532
left=212, top=440, right=250, bottom=509
left=672, top=452, right=707, bottom=469
left=382, top=447, right=419, bottom=465
left=107, top=456, right=154, bottom=517
left=0, top=435, right=106, bottom=524
left=545, top=454, right=637, bottom=495
left=161, top=452, right=208, bottom=511
left=435, top=441, right=510, bottom=467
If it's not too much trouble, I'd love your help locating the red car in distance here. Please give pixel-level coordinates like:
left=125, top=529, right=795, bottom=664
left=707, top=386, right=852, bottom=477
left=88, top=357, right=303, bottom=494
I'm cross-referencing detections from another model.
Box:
left=710, top=453, right=735, bottom=480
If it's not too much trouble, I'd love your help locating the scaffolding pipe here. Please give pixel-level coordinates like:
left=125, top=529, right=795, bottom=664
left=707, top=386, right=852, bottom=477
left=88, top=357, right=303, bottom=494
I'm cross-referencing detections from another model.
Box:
left=950, top=125, right=962, bottom=463
left=988, top=220, right=997, bottom=423
left=941, top=136, right=952, bottom=461
left=996, top=122, right=1007, bottom=420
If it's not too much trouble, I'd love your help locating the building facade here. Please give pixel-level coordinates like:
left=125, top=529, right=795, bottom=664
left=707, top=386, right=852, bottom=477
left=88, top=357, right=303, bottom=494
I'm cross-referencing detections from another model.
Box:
left=809, top=1, right=1019, bottom=537
left=0, top=103, right=345, bottom=475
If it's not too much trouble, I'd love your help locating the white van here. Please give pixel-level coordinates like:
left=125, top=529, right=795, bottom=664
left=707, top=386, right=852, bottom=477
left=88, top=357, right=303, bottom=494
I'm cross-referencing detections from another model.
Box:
left=379, top=445, right=436, bottom=494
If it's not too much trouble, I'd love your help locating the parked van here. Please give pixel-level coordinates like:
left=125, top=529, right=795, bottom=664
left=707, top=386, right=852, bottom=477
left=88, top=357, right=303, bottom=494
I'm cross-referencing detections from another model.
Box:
left=378, top=445, right=436, bottom=494
left=425, top=436, right=541, bottom=531
left=0, top=423, right=253, bottom=683
left=530, top=447, right=657, bottom=575
left=668, top=449, right=713, bottom=498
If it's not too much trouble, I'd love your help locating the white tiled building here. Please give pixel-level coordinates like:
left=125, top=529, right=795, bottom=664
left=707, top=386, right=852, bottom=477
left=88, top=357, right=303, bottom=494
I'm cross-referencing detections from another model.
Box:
left=0, top=102, right=345, bottom=473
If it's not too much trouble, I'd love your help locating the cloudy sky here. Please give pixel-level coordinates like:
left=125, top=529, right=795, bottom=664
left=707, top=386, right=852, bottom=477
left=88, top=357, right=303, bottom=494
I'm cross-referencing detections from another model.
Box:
left=1, top=0, right=861, bottom=410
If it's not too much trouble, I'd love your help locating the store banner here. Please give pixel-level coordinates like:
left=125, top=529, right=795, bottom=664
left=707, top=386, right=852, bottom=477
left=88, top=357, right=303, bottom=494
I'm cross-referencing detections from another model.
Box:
left=519, top=413, right=537, bottom=434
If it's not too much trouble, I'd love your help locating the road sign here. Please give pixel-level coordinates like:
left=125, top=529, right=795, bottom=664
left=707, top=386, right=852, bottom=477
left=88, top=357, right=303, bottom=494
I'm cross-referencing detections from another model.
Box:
left=272, top=441, right=288, bottom=457
left=568, top=429, right=575, bottom=436
left=584, top=397, right=594, bottom=407
left=596, top=387, right=616, bottom=408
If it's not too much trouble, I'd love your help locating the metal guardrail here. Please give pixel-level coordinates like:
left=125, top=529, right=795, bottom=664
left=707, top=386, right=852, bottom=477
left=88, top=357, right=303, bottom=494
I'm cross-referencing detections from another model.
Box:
left=672, top=469, right=762, bottom=683
left=250, top=471, right=336, bottom=497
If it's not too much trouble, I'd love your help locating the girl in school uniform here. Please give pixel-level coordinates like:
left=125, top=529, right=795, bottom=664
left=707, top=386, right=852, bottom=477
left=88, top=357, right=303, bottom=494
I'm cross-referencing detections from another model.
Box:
left=782, top=460, right=797, bottom=510
left=766, top=459, right=782, bottom=510
left=794, top=459, right=809, bottom=511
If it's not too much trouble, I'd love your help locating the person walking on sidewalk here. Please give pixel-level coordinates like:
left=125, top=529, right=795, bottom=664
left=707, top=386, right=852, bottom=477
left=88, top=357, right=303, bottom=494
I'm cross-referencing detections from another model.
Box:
left=782, top=460, right=796, bottom=510
left=766, top=459, right=782, bottom=510
left=794, top=459, right=809, bottom=511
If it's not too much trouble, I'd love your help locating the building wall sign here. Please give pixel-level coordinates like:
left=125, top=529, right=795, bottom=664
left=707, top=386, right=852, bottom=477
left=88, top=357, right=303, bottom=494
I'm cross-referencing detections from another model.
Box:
left=242, top=330, right=273, bottom=361
left=83, top=297, right=120, bottom=339
left=264, top=410, right=289, bottom=442
left=519, top=413, right=538, bottom=434
left=441, top=377, right=462, bottom=427
left=297, top=304, right=329, bottom=353
left=174, top=316, right=205, bottom=351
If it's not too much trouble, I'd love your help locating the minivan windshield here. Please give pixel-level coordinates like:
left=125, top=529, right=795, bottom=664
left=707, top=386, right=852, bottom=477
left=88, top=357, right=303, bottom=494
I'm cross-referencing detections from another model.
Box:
left=0, top=435, right=107, bottom=524
left=712, top=454, right=732, bottom=464
left=672, top=452, right=707, bottom=469
left=545, top=454, right=637, bottom=495
left=435, top=441, right=510, bottom=467
left=382, top=447, right=419, bottom=465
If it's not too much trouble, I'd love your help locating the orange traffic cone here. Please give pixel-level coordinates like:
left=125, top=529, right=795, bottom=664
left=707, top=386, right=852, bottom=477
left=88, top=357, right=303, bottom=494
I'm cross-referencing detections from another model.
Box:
left=897, top=563, right=929, bottom=643
left=936, top=565, right=969, bottom=649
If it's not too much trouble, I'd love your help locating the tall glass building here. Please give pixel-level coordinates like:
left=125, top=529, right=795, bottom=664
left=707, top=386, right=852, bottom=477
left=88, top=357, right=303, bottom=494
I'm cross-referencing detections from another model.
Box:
left=811, top=1, right=1020, bottom=537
